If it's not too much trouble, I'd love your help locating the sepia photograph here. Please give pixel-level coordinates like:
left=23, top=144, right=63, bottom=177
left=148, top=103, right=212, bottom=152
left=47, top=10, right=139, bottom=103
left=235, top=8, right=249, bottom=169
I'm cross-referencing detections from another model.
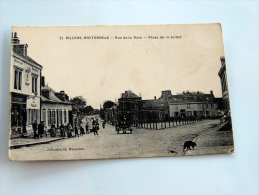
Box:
left=8, top=24, right=234, bottom=161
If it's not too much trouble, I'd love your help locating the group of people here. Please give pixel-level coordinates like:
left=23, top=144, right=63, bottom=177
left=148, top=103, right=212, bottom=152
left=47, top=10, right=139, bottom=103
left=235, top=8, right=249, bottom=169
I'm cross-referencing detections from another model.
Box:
left=85, top=117, right=106, bottom=136
left=49, top=123, right=88, bottom=138
left=32, top=121, right=45, bottom=139
left=32, top=117, right=106, bottom=139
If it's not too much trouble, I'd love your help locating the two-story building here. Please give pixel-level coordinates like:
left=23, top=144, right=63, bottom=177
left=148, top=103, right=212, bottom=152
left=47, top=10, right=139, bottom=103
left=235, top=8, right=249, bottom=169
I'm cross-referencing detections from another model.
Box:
left=159, top=90, right=218, bottom=118
left=168, top=96, right=204, bottom=117
left=10, top=32, right=43, bottom=137
left=118, top=90, right=142, bottom=123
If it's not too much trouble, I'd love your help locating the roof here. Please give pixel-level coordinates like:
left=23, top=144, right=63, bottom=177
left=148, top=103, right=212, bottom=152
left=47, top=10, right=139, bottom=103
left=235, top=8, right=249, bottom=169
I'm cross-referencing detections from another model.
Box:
left=13, top=50, right=43, bottom=68
left=41, top=85, right=72, bottom=105
left=120, top=90, right=140, bottom=99
left=142, top=99, right=169, bottom=109
left=168, top=92, right=214, bottom=104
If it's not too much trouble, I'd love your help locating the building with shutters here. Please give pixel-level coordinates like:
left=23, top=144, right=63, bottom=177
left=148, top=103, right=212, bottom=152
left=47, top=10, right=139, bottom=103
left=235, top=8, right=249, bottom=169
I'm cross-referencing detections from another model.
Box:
left=10, top=32, right=43, bottom=137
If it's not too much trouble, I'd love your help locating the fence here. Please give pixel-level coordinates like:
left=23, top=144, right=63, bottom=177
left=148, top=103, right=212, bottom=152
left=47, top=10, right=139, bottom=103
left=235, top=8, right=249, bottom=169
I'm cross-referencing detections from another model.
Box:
left=131, top=116, right=203, bottom=130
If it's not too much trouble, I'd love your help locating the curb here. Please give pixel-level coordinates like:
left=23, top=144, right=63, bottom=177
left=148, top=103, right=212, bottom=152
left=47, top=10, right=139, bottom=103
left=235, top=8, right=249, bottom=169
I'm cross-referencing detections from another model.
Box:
left=9, top=137, right=66, bottom=149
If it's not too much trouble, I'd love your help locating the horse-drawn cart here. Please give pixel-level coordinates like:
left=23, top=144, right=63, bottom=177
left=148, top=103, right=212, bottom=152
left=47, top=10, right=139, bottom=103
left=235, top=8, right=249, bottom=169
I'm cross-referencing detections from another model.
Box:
left=115, top=113, right=133, bottom=134
left=116, top=122, right=133, bottom=134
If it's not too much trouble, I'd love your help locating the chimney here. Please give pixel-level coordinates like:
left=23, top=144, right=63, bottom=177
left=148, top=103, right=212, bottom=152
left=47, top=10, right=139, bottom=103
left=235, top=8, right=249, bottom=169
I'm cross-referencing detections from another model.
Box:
left=11, top=32, right=20, bottom=44
left=41, top=76, right=45, bottom=87
left=210, top=90, right=214, bottom=96
left=12, top=32, right=28, bottom=57
left=220, top=56, right=225, bottom=66
left=65, top=94, right=69, bottom=101
left=55, top=91, right=66, bottom=101
left=197, top=91, right=200, bottom=94
left=154, top=96, right=156, bottom=100
left=42, top=89, right=50, bottom=99
left=161, top=90, right=172, bottom=100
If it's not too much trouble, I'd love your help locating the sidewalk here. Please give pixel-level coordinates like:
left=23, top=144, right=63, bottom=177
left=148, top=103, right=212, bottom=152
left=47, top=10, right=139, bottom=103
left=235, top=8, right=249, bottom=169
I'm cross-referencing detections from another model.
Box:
left=184, top=122, right=234, bottom=156
left=10, top=136, right=66, bottom=149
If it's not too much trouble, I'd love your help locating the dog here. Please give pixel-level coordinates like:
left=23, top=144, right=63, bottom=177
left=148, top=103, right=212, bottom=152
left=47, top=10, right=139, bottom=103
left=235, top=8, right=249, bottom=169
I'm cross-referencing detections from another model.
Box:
left=183, top=141, right=197, bottom=152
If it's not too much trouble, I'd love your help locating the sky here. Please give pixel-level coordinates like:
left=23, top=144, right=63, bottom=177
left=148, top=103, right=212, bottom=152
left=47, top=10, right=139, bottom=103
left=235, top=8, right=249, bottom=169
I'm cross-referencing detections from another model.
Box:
left=13, top=24, right=225, bottom=108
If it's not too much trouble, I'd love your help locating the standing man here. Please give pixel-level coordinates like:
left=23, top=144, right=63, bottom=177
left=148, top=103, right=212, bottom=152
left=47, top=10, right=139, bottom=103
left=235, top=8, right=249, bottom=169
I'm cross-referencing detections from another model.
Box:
left=38, top=121, right=45, bottom=138
left=59, top=123, right=65, bottom=138
left=92, top=120, right=98, bottom=136
left=74, top=125, right=79, bottom=137
left=33, top=121, right=38, bottom=139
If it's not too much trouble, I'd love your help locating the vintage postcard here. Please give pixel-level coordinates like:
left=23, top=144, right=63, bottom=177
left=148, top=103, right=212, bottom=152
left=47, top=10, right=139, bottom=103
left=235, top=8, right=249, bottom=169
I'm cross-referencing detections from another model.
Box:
left=9, top=24, right=234, bottom=161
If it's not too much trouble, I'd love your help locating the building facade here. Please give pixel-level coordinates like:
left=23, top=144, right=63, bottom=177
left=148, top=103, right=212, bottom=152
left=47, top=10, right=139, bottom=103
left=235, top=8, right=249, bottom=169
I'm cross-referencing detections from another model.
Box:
left=41, top=82, right=73, bottom=129
left=159, top=90, right=218, bottom=118
left=140, top=98, right=169, bottom=122
left=169, top=100, right=204, bottom=117
left=218, top=56, right=230, bottom=111
left=10, top=33, right=43, bottom=137
left=118, top=90, right=142, bottom=123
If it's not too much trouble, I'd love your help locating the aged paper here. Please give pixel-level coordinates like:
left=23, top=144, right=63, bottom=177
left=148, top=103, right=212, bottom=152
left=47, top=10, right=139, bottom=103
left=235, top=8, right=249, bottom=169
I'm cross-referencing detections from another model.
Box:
left=9, top=24, right=234, bottom=161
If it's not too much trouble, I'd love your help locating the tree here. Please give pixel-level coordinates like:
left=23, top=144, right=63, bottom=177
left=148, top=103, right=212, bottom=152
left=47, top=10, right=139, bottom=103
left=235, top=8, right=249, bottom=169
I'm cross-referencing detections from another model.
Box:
left=103, top=100, right=115, bottom=110
left=84, top=106, right=94, bottom=115
left=70, top=96, right=87, bottom=114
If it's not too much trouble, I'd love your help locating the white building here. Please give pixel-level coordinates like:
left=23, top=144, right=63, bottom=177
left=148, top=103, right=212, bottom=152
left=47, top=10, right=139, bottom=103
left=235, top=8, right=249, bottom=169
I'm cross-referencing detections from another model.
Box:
left=41, top=82, right=73, bottom=129
left=160, top=90, right=218, bottom=118
left=10, top=32, right=43, bottom=137
left=169, top=100, right=204, bottom=117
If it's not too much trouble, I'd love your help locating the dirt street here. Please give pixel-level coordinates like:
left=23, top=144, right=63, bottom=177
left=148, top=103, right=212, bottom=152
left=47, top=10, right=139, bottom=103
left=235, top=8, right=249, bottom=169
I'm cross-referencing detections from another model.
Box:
left=9, top=118, right=234, bottom=161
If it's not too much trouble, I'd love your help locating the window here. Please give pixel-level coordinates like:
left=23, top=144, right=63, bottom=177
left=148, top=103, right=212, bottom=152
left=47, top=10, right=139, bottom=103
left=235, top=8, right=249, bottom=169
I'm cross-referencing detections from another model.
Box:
left=59, top=110, right=63, bottom=124
left=32, top=75, right=38, bottom=93
left=14, top=68, right=23, bottom=90
left=42, top=109, right=46, bottom=125
left=51, top=110, right=56, bottom=125
left=64, top=110, right=67, bottom=123
left=48, top=110, right=51, bottom=125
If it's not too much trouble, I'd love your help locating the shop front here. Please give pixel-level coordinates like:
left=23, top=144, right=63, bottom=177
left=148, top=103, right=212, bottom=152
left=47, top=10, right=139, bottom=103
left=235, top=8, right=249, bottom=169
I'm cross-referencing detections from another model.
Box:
left=26, top=96, right=41, bottom=134
left=10, top=92, right=27, bottom=137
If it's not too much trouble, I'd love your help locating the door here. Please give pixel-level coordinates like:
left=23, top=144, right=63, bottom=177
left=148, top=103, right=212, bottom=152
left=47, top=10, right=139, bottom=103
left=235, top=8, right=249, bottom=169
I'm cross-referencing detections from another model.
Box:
left=68, top=111, right=73, bottom=125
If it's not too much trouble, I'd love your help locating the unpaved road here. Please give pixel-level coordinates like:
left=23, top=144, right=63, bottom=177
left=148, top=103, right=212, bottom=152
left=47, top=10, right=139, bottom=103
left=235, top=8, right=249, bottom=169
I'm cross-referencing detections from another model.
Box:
left=9, top=118, right=234, bottom=161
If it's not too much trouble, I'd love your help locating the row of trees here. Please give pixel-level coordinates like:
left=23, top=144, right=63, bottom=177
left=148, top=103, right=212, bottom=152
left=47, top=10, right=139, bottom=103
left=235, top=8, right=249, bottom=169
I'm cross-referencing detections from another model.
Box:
left=70, top=96, right=99, bottom=116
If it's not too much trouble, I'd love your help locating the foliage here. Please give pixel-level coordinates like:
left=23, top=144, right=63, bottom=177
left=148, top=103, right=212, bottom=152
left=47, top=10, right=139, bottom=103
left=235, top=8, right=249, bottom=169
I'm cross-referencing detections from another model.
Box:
left=70, top=96, right=86, bottom=114
left=84, top=106, right=94, bottom=115
left=103, top=100, right=116, bottom=110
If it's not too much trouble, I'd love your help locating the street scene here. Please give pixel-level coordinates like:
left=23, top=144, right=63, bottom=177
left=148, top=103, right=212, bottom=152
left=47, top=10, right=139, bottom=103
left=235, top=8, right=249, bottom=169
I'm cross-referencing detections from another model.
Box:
left=9, top=24, right=234, bottom=161
left=10, top=116, right=233, bottom=160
